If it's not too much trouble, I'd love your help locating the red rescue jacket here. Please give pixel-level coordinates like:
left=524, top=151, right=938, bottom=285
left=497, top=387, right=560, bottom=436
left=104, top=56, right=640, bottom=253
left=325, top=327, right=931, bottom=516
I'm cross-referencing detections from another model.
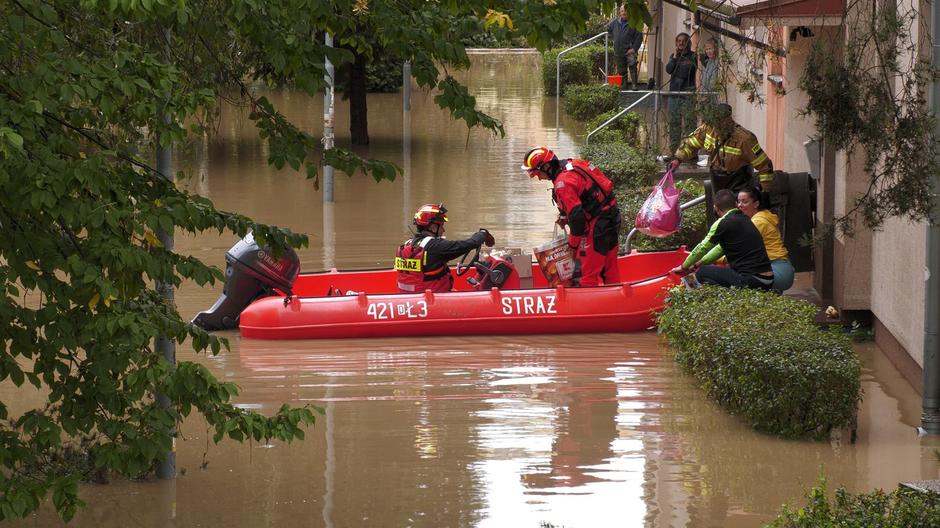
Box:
left=553, top=159, right=617, bottom=243
left=395, top=236, right=452, bottom=293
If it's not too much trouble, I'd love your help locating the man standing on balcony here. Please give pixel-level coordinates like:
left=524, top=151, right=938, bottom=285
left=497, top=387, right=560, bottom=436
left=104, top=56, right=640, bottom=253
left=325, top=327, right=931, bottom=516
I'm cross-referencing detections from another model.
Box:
left=608, top=4, right=644, bottom=90
left=666, top=32, right=697, bottom=151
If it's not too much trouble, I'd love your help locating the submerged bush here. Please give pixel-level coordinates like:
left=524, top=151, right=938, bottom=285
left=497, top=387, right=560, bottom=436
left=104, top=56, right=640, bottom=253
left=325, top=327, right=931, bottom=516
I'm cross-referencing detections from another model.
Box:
left=617, top=178, right=707, bottom=251
left=542, top=45, right=606, bottom=95
left=658, top=286, right=861, bottom=440
left=585, top=110, right=643, bottom=146
left=579, top=142, right=706, bottom=252
left=562, top=83, right=620, bottom=121
left=767, top=478, right=940, bottom=527
left=580, top=140, right=656, bottom=188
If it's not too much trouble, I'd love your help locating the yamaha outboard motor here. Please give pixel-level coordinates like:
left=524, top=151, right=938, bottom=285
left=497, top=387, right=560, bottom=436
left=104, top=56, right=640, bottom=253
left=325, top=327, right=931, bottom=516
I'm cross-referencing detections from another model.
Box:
left=192, top=233, right=300, bottom=331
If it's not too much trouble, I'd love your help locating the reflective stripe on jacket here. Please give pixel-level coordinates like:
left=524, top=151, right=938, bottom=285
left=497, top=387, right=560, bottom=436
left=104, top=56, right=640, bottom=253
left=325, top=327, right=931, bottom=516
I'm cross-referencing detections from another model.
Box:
left=675, top=123, right=774, bottom=186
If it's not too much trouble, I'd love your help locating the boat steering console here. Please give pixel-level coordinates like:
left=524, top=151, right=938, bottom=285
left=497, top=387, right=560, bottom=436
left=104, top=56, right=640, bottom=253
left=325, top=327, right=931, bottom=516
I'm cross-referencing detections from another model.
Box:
left=457, top=233, right=518, bottom=290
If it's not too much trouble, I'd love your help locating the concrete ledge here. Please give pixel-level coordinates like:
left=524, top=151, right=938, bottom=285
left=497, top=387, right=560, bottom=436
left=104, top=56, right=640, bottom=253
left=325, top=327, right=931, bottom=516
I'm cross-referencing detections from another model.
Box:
left=874, top=317, right=923, bottom=395
left=900, top=480, right=940, bottom=494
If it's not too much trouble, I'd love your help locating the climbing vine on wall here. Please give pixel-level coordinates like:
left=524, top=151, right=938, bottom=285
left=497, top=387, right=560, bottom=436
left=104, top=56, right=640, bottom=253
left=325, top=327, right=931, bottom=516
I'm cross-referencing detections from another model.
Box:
left=800, top=2, right=940, bottom=235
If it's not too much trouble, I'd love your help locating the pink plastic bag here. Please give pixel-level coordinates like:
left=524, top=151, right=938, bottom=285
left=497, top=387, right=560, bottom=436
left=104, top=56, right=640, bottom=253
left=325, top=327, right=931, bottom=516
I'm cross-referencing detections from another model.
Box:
left=635, top=169, right=681, bottom=237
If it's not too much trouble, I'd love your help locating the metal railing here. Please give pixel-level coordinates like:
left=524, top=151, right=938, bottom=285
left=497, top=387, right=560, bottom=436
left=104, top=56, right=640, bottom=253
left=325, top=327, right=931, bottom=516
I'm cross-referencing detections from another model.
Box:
left=585, top=90, right=720, bottom=147
left=585, top=91, right=653, bottom=144
left=623, top=194, right=706, bottom=253
left=556, top=32, right=609, bottom=131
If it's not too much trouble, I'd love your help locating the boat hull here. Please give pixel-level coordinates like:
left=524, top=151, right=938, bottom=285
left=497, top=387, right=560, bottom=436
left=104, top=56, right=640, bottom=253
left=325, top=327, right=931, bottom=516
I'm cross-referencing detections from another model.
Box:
left=238, top=249, right=688, bottom=340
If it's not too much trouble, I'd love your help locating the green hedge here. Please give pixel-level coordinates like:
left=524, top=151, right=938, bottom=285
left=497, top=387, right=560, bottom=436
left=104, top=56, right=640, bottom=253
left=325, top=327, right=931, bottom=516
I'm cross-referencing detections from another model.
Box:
left=585, top=110, right=642, bottom=146
left=617, top=178, right=707, bottom=251
left=658, top=286, right=861, bottom=440
left=580, top=141, right=707, bottom=252
left=542, top=44, right=606, bottom=95
left=580, top=140, right=656, bottom=188
left=767, top=479, right=940, bottom=527
left=562, top=83, right=620, bottom=121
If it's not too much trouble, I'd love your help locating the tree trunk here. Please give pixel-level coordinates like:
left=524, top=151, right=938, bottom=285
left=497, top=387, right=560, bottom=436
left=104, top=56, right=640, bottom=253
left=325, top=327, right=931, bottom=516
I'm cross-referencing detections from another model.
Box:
left=349, top=52, right=369, bottom=146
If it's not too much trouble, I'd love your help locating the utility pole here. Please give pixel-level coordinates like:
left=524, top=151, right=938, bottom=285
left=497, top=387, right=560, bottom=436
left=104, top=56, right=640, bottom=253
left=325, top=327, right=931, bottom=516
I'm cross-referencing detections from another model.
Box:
left=323, top=33, right=335, bottom=203
left=403, top=61, right=412, bottom=112
left=155, top=28, right=176, bottom=479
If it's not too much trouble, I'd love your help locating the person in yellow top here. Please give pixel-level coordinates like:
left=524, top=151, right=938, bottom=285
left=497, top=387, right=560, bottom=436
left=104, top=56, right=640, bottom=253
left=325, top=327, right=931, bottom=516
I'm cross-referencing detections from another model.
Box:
left=668, top=103, right=775, bottom=193
left=697, top=188, right=794, bottom=291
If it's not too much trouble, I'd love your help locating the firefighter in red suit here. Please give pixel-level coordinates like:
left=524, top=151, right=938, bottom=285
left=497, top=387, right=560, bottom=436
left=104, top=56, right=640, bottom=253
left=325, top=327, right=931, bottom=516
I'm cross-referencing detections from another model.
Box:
left=395, top=203, right=495, bottom=293
left=522, top=147, right=622, bottom=286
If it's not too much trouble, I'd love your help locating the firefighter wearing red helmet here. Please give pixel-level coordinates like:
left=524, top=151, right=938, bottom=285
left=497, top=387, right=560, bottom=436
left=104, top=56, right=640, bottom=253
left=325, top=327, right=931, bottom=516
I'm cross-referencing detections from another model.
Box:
left=395, top=203, right=495, bottom=293
left=522, top=147, right=622, bottom=286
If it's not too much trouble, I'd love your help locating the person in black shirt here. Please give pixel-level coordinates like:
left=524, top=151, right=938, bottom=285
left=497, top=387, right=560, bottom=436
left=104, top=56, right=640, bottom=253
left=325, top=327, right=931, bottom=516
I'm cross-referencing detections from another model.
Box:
left=671, top=189, right=774, bottom=290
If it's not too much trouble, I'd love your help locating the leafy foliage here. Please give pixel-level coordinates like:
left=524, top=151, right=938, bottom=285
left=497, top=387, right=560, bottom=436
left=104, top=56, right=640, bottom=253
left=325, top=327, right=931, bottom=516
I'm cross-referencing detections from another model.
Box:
left=451, top=13, right=522, bottom=48
left=580, top=140, right=656, bottom=188
left=364, top=54, right=405, bottom=93
left=0, top=0, right=651, bottom=521
left=767, top=478, right=940, bottom=527
left=565, top=12, right=617, bottom=46
left=659, top=287, right=861, bottom=439
left=580, top=140, right=706, bottom=252
left=617, top=178, right=707, bottom=251
left=541, top=44, right=608, bottom=96
left=585, top=109, right=643, bottom=146
left=799, top=3, right=940, bottom=234
left=562, top=84, right=620, bottom=121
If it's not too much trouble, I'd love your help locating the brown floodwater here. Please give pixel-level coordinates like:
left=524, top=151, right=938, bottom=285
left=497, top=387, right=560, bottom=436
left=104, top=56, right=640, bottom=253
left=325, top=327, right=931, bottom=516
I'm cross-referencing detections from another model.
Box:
left=9, top=51, right=940, bottom=528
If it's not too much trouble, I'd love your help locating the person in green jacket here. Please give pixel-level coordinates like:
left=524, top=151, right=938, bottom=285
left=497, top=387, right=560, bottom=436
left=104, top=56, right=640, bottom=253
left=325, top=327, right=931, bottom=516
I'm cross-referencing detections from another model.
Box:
left=671, top=189, right=774, bottom=290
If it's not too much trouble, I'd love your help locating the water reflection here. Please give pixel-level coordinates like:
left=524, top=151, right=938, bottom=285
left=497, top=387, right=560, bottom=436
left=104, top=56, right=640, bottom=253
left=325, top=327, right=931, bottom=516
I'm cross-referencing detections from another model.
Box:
left=6, top=53, right=931, bottom=528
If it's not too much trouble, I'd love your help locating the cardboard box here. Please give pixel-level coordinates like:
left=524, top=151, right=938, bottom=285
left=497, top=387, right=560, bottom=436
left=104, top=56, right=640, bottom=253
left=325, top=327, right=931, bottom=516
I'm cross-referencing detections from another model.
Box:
left=491, top=247, right=533, bottom=278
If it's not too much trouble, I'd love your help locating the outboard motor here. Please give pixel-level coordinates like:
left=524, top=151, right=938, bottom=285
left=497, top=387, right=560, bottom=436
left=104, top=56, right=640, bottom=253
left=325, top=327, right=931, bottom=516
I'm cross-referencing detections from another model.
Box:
left=192, top=233, right=300, bottom=331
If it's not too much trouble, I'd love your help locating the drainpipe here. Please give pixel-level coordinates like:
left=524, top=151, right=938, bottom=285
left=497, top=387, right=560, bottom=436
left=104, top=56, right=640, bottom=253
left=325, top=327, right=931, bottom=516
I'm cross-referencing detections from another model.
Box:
left=921, top=0, right=940, bottom=434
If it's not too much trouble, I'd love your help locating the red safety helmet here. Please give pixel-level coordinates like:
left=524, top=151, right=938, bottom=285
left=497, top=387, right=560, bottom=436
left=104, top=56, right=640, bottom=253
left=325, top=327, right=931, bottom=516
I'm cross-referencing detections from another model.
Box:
left=413, top=203, right=448, bottom=228
left=521, top=147, right=556, bottom=177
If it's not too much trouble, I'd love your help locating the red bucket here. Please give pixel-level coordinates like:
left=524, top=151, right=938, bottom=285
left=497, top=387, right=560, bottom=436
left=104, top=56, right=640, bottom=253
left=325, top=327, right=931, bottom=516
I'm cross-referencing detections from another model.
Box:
left=607, top=75, right=623, bottom=86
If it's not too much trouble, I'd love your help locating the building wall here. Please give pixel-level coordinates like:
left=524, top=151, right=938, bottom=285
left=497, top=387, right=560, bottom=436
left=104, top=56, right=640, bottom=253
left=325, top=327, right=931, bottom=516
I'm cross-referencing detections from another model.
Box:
left=658, top=1, right=926, bottom=371
left=727, top=27, right=769, bottom=146
left=871, top=218, right=927, bottom=366
left=832, top=152, right=873, bottom=310
left=779, top=29, right=824, bottom=175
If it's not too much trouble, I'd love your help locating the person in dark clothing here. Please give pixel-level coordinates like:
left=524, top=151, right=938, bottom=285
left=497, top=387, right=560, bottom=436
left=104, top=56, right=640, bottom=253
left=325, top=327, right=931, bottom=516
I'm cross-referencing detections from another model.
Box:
left=607, top=5, right=644, bottom=89
left=395, top=203, right=494, bottom=293
left=671, top=189, right=774, bottom=290
left=666, top=32, right=697, bottom=151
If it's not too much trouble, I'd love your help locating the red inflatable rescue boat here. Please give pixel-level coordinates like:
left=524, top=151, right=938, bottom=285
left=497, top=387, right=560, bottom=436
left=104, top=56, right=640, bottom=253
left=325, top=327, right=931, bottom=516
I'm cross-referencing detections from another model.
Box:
left=192, top=235, right=688, bottom=340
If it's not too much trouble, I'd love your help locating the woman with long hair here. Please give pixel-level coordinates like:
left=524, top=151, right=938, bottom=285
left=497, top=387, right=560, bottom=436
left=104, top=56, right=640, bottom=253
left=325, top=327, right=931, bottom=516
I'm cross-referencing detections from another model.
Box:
left=736, top=188, right=795, bottom=292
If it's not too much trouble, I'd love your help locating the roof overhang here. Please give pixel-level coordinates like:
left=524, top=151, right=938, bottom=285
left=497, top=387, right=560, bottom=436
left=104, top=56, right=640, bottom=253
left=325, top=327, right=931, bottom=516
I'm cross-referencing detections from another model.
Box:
left=662, top=0, right=787, bottom=56
left=736, top=0, right=846, bottom=27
